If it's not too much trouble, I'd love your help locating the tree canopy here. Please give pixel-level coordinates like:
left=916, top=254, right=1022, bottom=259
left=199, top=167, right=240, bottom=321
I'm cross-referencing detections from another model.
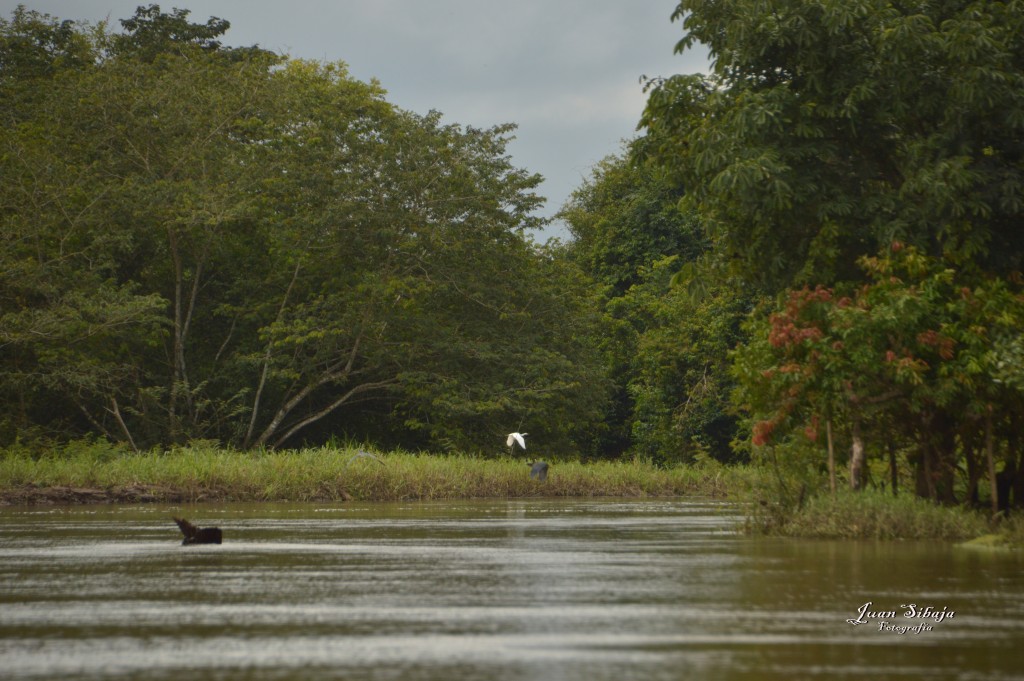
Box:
left=0, top=5, right=609, bottom=453
left=636, top=0, right=1024, bottom=507
left=641, top=0, right=1024, bottom=288
left=559, top=146, right=753, bottom=463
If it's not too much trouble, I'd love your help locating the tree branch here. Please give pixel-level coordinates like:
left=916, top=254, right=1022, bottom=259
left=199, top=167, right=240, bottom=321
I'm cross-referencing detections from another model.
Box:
left=244, top=257, right=303, bottom=447
left=106, top=397, right=140, bottom=454
left=270, top=378, right=398, bottom=449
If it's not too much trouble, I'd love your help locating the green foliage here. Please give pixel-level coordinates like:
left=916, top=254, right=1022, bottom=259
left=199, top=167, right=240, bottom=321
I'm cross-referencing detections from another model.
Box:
left=111, top=4, right=232, bottom=60
left=559, top=148, right=754, bottom=462
left=749, top=488, right=990, bottom=540
left=619, top=259, right=753, bottom=463
left=0, top=5, right=95, bottom=89
left=732, top=245, right=1024, bottom=502
left=641, top=0, right=1024, bottom=288
left=0, top=6, right=608, bottom=455
left=560, top=147, right=706, bottom=297
left=632, top=0, right=1024, bottom=509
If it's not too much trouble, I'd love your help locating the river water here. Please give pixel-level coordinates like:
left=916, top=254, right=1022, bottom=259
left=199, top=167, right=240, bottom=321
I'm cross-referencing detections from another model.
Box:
left=0, top=499, right=1021, bottom=680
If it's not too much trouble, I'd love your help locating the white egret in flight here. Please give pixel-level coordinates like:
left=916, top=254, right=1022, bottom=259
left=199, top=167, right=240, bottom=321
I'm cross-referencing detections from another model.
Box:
left=506, top=432, right=527, bottom=453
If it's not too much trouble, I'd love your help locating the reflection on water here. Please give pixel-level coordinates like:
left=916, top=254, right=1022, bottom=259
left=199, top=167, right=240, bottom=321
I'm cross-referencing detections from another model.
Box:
left=0, top=499, right=1022, bottom=680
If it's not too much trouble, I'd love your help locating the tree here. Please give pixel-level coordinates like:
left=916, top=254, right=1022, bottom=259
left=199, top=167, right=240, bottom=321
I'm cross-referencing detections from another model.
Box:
left=560, top=148, right=709, bottom=457
left=0, top=6, right=610, bottom=454
left=560, top=146, right=706, bottom=297
left=641, top=0, right=1024, bottom=289
left=559, top=147, right=752, bottom=461
left=0, top=8, right=168, bottom=445
left=619, top=258, right=752, bottom=463
left=110, top=4, right=230, bottom=60
left=0, top=6, right=94, bottom=92
left=732, top=244, right=1024, bottom=505
left=240, top=71, right=606, bottom=450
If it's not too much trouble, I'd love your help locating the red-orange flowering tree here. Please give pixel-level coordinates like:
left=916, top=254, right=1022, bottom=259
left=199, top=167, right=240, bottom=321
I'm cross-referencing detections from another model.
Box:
left=733, top=245, right=1024, bottom=506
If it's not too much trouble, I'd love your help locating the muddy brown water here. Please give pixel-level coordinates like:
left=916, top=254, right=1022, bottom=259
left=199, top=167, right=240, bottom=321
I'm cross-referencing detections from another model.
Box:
left=1, top=499, right=1022, bottom=680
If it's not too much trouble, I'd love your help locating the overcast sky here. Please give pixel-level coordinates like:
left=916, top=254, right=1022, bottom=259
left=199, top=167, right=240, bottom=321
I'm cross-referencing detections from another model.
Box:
left=3, top=1, right=709, bottom=239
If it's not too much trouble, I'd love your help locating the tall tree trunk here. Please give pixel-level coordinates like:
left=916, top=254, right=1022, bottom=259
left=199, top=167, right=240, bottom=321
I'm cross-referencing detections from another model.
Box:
left=915, top=413, right=937, bottom=501
left=167, top=229, right=205, bottom=439
left=108, top=397, right=140, bottom=454
left=964, top=430, right=981, bottom=507
left=168, top=231, right=183, bottom=439
left=1011, top=431, right=1024, bottom=510
left=849, top=416, right=865, bottom=491
left=888, top=441, right=898, bottom=497
left=986, top=409, right=998, bottom=518
left=826, top=417, right=836, bottom=498
left=244, top=258, right=303, bottom=448
left=935, top=423, right=959, bottom=504
left=921, top=441, right=937, bottom=500
left=998, top=429, right=1024, bottom=511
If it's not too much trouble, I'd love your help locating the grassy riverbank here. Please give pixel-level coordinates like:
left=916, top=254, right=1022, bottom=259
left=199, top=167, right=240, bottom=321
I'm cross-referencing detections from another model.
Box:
left=2, top=441, right=1021, bottom=547
left=748, top=488, right=1024, bottom=547
left=0, top=441, right=752, bottom=505
left=748, top=489, right=986, bottom=540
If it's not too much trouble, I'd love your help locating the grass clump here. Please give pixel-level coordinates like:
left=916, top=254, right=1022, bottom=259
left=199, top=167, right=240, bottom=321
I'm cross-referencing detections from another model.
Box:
left=747, top=488, right=991, bottom=541
left=989, top=515, right=1024, bottom=549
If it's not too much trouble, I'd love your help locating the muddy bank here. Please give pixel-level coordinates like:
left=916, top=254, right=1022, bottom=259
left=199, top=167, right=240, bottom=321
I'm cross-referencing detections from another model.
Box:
left=0, top=484, right=241, bottom=506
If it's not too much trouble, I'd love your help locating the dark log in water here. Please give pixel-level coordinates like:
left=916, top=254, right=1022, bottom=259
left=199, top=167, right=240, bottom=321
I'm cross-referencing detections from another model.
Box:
left=173, top=517, right=222, bottom=545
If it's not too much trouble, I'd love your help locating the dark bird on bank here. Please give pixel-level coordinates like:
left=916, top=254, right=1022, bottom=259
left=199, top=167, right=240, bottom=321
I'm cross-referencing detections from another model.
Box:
left=173, top=516, right=222, bottom=545
left=528, top=461, right=549, bottom=482
left=345, top=449, right=384, bottom=468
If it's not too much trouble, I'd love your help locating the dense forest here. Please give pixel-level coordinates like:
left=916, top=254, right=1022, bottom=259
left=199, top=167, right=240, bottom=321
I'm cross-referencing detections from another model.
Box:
left=3, top=2, right=1024, bottom=511
left=0, top=5, right=609, bottom=455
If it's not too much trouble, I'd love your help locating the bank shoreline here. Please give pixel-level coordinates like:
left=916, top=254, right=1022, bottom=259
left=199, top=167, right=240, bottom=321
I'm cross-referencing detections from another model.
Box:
left=0, top=482, right=706, bottom=507
left=0, top=443, right=745, bottom=507
left=2, top=443, right=1020, bottom=547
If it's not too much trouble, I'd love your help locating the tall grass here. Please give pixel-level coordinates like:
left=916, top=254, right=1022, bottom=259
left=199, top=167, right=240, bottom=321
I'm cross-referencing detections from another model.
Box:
left=0, top=441, right=752, bottom=503
left=747, top=488, right=991, bottom=541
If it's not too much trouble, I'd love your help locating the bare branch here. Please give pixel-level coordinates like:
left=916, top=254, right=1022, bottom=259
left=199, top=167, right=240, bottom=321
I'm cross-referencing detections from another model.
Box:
left=245, top=257, right=303, bottom=447
left=270, top=378, right=398, bottom=449
left=106, top=397, right=140, bottom=454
